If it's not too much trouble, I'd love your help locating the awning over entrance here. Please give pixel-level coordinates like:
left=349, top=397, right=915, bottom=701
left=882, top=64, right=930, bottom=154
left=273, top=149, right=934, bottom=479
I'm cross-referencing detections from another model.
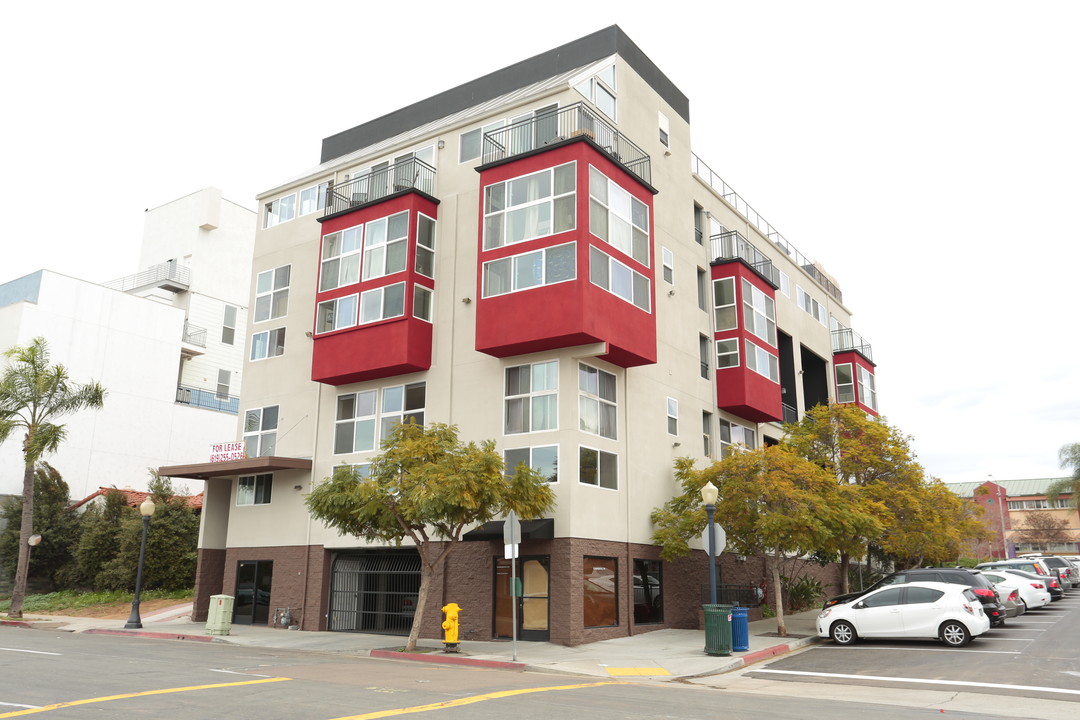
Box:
left=462, top=518, right=554, bottom=541
left=158, top=456, right=312, bottom=480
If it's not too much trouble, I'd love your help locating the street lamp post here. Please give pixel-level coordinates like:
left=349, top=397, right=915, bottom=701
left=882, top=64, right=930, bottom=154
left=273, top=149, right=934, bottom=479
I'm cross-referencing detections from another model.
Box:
left=124, top=498, right=156, bottom=629
left=701, top=481, right=718, bottom=605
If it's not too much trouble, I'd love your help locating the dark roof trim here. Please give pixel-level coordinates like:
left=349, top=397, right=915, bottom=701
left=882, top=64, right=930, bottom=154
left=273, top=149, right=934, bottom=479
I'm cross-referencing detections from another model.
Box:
left=158, top=456, right=312, bottom=480
left=320, top=26, right=689, bottom=164
left=462, top=518, right=555, bottom=542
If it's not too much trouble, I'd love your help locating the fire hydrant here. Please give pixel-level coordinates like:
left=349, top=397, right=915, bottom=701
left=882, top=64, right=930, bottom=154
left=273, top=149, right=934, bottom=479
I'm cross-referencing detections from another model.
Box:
left=441, top=602, right=461, bottom=652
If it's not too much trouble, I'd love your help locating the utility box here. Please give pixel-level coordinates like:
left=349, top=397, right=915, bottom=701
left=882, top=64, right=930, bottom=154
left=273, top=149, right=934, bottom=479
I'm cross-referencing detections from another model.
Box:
left=206, top=595, right=234, bottom=636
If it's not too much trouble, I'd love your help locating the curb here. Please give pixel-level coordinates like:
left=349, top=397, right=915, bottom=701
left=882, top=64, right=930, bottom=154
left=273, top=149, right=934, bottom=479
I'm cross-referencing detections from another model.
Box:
left=0, top=620, right=35, bottom=628
left=83, top=628, right=214, bottom=643
left=369, top=648, right=525, bottom=671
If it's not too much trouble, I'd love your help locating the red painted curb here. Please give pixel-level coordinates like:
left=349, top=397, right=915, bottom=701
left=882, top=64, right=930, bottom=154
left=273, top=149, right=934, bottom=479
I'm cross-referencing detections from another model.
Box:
left=739, top=644, right=791, bottom=667
left=0, top=620, right=34, bottom=628
left=83, top=628, right=214, bottom=643
left=370, top=648, right=525, bottom=671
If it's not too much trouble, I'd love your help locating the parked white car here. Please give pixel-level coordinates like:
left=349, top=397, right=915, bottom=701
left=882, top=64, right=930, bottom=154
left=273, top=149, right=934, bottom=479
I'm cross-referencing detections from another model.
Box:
left=817, top=581, right=990, bottom=647
left=981, top=569, right=1052, bottom=609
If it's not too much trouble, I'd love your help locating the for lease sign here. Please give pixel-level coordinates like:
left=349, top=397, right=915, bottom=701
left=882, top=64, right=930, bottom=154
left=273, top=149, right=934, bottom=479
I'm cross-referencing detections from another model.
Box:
left=210, top=441, right=245, bottom=463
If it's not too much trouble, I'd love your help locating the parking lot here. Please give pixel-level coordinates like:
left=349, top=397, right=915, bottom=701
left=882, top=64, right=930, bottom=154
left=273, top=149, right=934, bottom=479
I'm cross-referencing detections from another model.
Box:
left=745, top=596, right=1080, bottom=700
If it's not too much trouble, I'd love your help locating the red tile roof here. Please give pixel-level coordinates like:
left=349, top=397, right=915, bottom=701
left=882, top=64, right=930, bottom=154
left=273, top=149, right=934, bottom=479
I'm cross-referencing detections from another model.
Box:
left=69, top=487, right=203, bottom=512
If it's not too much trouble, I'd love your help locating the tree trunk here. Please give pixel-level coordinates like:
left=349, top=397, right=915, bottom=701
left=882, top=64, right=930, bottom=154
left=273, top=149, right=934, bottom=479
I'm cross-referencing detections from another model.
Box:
left=404, top=561, right=433, bottom=652
left=770, top=554, right=787, bottom=637
left=839, top=551, right=850, bottom=594
left=8, top=458, right=35, bottom=619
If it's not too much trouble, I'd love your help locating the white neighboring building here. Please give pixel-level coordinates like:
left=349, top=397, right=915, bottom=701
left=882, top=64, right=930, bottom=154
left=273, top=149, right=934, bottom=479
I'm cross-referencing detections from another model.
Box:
left=0, top=189, right=256, bottom=498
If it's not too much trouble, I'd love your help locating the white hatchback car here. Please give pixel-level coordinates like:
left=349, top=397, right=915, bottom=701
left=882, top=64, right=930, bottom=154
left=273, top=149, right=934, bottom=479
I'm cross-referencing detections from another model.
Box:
left=817, top=581, right=990, bottom=647
left=981, top=569, right=1051, bottom=609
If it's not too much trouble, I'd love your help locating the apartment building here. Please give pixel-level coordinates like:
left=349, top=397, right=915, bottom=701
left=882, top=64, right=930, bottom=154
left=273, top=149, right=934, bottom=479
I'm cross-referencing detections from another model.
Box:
left=162, top=27, right=878, bottom=645
left=950, top=479, right=1078, bottom=556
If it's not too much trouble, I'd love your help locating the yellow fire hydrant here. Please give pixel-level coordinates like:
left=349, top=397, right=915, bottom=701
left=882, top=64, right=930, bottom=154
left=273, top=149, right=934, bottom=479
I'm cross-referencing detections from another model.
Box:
left=441, top=602, right=461, bottom=652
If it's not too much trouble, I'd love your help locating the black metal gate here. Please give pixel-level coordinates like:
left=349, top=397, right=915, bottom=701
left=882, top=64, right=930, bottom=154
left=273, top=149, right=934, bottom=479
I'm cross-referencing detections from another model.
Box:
left=328, top=551, right=421, bottom=634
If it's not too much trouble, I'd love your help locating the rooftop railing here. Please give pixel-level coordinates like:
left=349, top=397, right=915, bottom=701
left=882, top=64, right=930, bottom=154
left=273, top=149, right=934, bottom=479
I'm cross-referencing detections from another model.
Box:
left=710, top=230, right=781, bottom=287
left=323, top=157, right=436, bottom=217
left=832, top=326, right=873, bottom=362
left=103, top=261, right=190, bottom=293
left=482, top=102, right=652, bottom=186
left=692, top=153, right=843, bottom=304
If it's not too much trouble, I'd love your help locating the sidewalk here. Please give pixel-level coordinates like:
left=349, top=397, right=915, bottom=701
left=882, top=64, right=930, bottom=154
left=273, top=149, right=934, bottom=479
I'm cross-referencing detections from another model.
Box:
left=6, top=602, right=822, bottom=680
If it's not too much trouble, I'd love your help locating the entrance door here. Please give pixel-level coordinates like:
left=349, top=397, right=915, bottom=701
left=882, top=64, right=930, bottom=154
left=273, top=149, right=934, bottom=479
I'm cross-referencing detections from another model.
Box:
left=233, top=560, right=272, bottom=625
left=494, top=556, right=550, bottom=641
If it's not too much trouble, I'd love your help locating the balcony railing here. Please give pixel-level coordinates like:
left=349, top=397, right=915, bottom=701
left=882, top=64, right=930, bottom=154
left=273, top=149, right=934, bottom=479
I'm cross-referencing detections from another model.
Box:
left=692, top=153, right=843, bottom=304
left=103, top=261, right=190, bottom=293
left=482, top=102, right=652, bottom=186
left=182, top=322, right=207, bottom=348
left=175, top=385, right=239, bottom=414
left=832, top=327, right=873, bottom=362
left=323, top=157, right=436, bottom=218
left=710, top=230, right=781, bottom=287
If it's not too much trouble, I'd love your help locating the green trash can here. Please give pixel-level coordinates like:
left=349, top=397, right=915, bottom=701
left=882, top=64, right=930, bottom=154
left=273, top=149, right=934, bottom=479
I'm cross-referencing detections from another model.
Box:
left=703, top=603, right=733, bottom=656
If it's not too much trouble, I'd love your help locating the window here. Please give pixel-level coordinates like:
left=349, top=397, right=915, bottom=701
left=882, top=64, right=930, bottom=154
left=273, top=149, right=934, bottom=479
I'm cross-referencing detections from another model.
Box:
left=505, top=361, right=558, bottom=434
left=216, top=369, right=230, bottom=399
left=633, top=559, right=662, bottom=624
left=779, top=271, right=791, bottom=297
left=589, top=166, right=649, bottom=266
left=580, top=447, right=617, bottom=489
left=380, top=382, right=426, bottom=438
left=583, top=556, right=618, bottom=627
left=661, top=247, right=674, bottom=284
left=316, top=294, right=358, bottom=334
left=797, top=286, right=827, bottom=325
left=243, top=406, right=278, bottom=457
left=836, top=363, right=855, bottom=403
left=857, top=366, right=877, bottom=411
left=742, top=279, right=776, bottom=346
left=221, top=305, right=237, bottom=345
left=482, top=242, right=576, bottom=297
left=363, top=211, right=409, bottom=280
left=719, top=419, right=755, bottom=457
left=237, top=474, right=272, bottom=506
left=745, top=340, right=780, bottom=382
left=484, top=163, right=576, bottom=250
left=575, top=63, right=617, bottom=120
left=413, top=285, right=433, bottom=322
left=250, top=328, right=285, bottom=361
left=320, top=226, right=362, bottom=291
left=333, top=463, right=372, bottom=480
left=697, top=268, right=707, bottom=311
left=299, top=182, right=329, bottom=216
left=699, top=335, right=710, bottom=379
left=702, top=411, right=713, bottom=458
left=713, top=278, right=737, bottom=330
left=666, top=397, right=678, bottom=435
left=335, top=390, right=377, bottom=454
left=579, top=363, right=616, bottom=439
left=589, top=247, right=651, bottom=311
left=504, top=445, right=558, bottom=483
left=658, top=111, right=670, bottom=147
left=360, top=283, right=406, bottom=324
left=716, top=338, right=739, bottom=369
left=863, top=587, right=904, bottom=608
left=415, top=214, right=436, bottom=278
left=254, top=266, right=290, bottom=323
left=460, top=119, right=507, bottom=163
left=263, top=194, right=296, bottom=228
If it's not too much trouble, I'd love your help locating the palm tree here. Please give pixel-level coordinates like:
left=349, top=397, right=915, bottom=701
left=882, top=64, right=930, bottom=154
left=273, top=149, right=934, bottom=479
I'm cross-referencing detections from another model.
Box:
left=1046, top=442, right=1080, bottom=509
left=0, top=338, right=105, bottom=617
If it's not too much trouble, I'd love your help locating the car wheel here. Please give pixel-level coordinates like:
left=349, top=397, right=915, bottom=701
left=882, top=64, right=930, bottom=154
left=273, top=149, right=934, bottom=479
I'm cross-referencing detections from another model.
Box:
left=830, top=620, right=857, bottom=645
left=940, top=621, right=971, bottom=647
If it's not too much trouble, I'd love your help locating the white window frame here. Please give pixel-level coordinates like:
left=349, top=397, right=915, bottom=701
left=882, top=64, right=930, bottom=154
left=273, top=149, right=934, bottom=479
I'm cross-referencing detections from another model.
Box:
left=413, top=285, right=433, bottom=322
left=666, top=397, right=678, bottom=436
left=719, top=419, right=756, bottom=457
left=744, top=339, right=780, bottom=383
left=263, top=194, right=296, bottom=228
left=579, top=445, right=618, bottom=490
left=661, top=247, right=674, bottom=284
left=779, top=270, right=791, bottom=297
left=504, top=445, right=559, bottom=483
left=504, top=360, right=558, bottom=435
left=316, top=294, right=359, bottom=334
left=415, top=213, right=436, bottom=279
left=254, top=265, right=290, bottom=323
left=334, top=390, right=378, bottom=455
left=713, top=277, right=737, bottom=331
left=221, top=305, right=237, bottom=345
left=699, top=335, right=711, bottom=379
left=379, top=382, right=426, bottom=439
left=459, top=118, right=507, bottom=163
left=589, top=165, right=650, bottom=267
left=742, top=278, right=777, bottom=346
left=857, top=365, right=877, bottom=411
left=362, top=211, right=410, bottom=281
left=574, top=64, right=617, bottom=121
left=716, top=337, right=739, bottom=370
left=589, top=246, right=651, bottom=312
left=249, top=327, right=285, bottom=361
left=481, top=242, right=577, bottom=298
left=835, top=363, right=855, bottom=403
left=237, top=474, right=273, bottom=506
left=658, top=110, right=670, bottom=147
left=243, top=406, right=278, bottom=457
left=483, top=162, right=576, bottom=250
left=359, top=283, right=406, bottom=325
left=797, top=286, right=827, bottom=325
left=299, top=181, right=329, bottom=216
left=702, top=411, right=713, bottom=458
left=579, top=363, right=617, bottom=440
left=320, top=226, right=362, bottom=292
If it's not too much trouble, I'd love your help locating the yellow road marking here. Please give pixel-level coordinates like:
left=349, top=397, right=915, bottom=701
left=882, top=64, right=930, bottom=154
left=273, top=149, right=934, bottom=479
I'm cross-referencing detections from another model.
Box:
left=0, top=677, right=291, bottom=717
left=330, top=681, right=622, bottom=720
left=604, top=668, right=670, bottom=676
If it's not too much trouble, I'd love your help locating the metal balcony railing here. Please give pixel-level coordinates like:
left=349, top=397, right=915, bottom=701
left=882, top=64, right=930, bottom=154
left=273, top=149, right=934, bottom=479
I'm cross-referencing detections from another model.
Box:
left=692, top=152, right=843, bottom=304
left=710, top=230, right=781, bottom=287
left=832, top=327, right=873, bottom=362
left=323, top=157, right=436, bottom=218
left=182, top=322, right=207, bottom=348
left=482, top=102, right=652, bottom=186
left=782, top=402, right=798, bottom=425
left=175, top=385, right=239, bottom=414
left=103, top=261, right=190, bottom=293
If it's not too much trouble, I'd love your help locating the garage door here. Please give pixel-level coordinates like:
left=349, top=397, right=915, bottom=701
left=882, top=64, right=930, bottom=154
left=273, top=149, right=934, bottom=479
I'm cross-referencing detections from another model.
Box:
left=328, top=552, right=421, bottom=634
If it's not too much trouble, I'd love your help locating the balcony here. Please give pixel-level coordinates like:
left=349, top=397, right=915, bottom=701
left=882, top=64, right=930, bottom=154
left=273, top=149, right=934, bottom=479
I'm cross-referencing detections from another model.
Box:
left=832, top=326, right=873, bottom=363
left=481, top=102, right=651, bottom=186
left=175, top=385, right=239, bottom=414
left=710, top=231, right=781, bottom=288
left=103, top=261, right=190, bottom=294
left=183, top=322, right=207, bottom=347
left=322, top=157, right=436, bottom=218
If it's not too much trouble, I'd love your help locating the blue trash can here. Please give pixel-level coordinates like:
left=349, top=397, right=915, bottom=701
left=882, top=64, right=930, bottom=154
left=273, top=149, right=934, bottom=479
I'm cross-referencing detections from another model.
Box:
left=731, top=606, right=749, bottom=652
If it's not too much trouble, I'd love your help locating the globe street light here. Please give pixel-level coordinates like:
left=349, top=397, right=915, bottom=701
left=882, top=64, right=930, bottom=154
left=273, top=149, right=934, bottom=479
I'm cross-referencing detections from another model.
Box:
left=124, top=498, right=156, bottom=629
left=700, top=481, right=719, bottom=605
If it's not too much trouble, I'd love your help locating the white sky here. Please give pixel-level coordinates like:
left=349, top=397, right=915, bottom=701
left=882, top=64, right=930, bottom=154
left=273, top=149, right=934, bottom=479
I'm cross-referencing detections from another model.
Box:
left=3, top=1, right=1077, bottom=484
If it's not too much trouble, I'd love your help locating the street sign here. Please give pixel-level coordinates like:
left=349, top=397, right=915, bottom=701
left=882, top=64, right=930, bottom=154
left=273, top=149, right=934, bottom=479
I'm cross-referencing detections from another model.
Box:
left=700, top=523, right=727, bottom=555
left=503, top=510, right=522, bottom=545
left=504, top=544, right=519, bottom=559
